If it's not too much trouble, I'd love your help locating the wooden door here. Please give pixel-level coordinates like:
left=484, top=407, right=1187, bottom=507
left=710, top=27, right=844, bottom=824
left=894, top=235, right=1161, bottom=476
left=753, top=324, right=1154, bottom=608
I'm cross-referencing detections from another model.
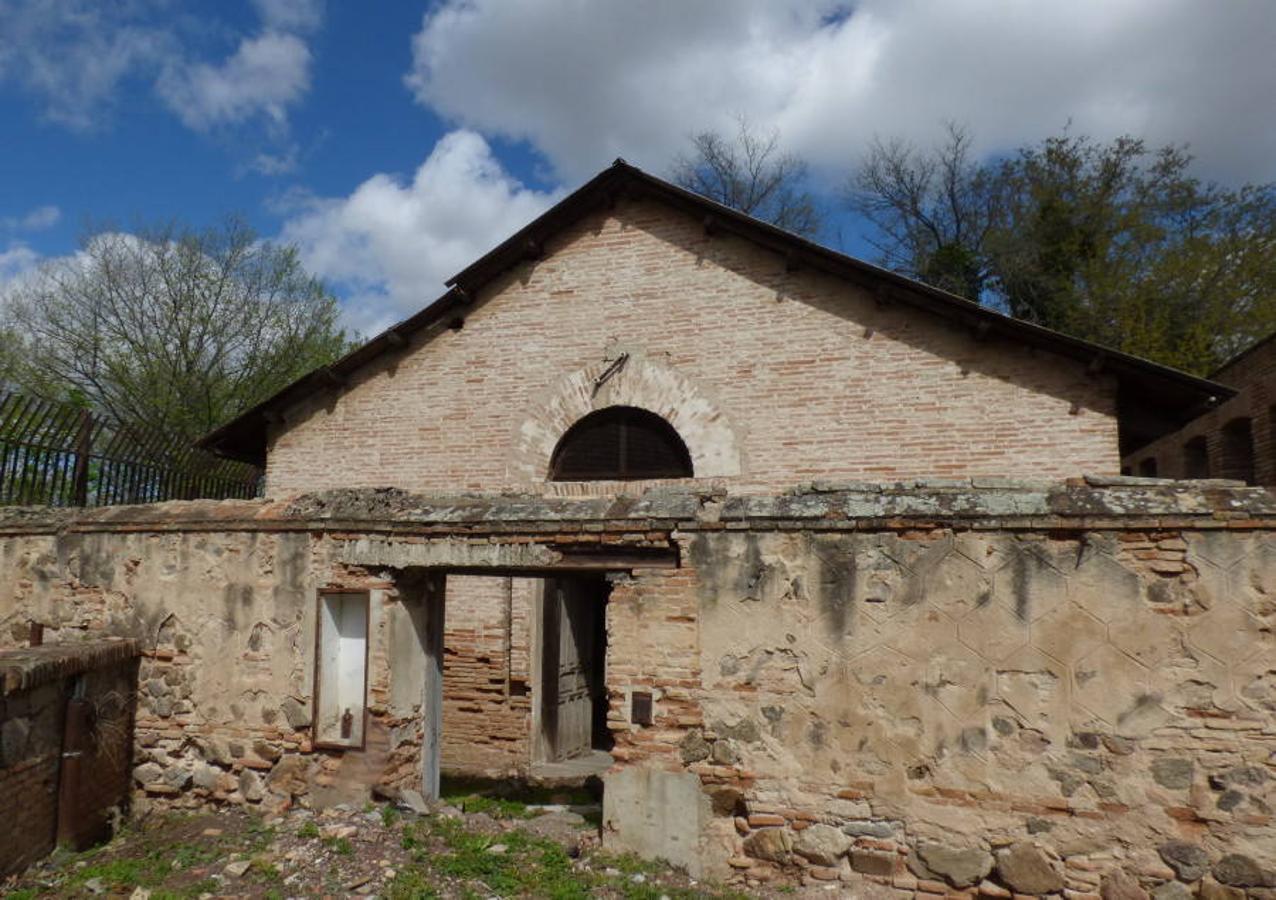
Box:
left=543, top=578, right=598, bottom=761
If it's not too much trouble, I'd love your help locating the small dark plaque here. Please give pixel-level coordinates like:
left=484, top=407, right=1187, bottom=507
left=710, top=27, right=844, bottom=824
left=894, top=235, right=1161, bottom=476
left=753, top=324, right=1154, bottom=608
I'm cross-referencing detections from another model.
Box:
left=631, top=691, right=653, bottom=726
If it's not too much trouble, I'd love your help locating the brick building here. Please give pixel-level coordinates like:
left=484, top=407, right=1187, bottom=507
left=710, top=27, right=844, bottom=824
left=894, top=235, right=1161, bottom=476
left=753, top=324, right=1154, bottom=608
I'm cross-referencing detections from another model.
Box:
left=1124, top=334, right=1276, bottom=486
left=5, top=162, right=1274, bottom=889
left=199, top=160, right=1227, bottom=782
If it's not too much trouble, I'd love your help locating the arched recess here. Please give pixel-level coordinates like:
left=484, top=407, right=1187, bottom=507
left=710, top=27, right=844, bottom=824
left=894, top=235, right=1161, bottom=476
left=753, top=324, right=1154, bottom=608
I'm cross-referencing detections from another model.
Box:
left=510, top=353, right=743, bottom=483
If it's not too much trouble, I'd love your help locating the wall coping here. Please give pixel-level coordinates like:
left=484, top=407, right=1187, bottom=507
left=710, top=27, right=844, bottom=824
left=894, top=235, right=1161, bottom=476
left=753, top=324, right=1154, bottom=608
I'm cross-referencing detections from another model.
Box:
left=1, top=638, right=140, bottom=696
left=0, top=478, right=1273, bottom=538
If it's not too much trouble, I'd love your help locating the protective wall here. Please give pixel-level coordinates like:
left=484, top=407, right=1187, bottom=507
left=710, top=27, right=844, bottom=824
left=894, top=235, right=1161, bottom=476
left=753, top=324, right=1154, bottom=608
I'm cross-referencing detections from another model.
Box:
left=0, top=483, right=1273, bottom=896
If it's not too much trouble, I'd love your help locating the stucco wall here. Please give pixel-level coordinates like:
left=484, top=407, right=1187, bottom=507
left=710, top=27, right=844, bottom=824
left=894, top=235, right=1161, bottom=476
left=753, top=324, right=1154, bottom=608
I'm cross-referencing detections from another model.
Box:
left=265, top=197, right=1119, bottom=494
left=1, top=485, right=1272, bottom=894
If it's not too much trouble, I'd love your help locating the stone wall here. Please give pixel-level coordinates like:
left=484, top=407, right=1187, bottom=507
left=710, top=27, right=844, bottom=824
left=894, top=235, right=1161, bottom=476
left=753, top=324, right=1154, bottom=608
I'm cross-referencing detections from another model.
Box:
left=265, top=196, right=1119, bottom=494
left=0, top=483, right=1274, bottom=895
left=0, top=639, right=139, bottom=876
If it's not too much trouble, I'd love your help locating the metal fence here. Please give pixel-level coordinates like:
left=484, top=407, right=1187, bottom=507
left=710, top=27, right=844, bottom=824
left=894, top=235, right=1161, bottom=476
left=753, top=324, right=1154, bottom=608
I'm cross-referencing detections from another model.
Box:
left=0, top=390, right=262, bottom=507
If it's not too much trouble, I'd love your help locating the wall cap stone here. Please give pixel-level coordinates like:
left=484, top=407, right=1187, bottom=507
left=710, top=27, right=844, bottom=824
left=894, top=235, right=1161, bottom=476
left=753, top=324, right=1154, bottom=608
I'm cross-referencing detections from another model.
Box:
left=0, top=481, right=1273, bottom=539
left=1, top=638, right=139, bottom=696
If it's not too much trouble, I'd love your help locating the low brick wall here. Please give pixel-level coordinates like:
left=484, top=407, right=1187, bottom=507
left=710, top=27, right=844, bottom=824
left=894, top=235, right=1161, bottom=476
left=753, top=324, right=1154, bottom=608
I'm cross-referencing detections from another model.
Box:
left=0, top=638, right=139, bottom=877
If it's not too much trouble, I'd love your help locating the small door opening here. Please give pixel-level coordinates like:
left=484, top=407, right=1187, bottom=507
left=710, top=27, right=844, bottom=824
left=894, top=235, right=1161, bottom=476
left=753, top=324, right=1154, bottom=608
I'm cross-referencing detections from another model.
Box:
left=536, top=574, right=613, bottom=774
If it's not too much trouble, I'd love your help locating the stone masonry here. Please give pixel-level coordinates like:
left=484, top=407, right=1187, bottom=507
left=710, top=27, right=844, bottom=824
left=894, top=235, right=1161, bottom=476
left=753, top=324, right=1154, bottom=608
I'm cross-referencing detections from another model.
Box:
left=0, top=481, right=1273, bottom=894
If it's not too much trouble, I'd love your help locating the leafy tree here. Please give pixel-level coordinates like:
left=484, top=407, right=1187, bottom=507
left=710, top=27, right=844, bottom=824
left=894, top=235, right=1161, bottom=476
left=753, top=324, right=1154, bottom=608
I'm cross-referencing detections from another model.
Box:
left=673, top=116, right=824, bottom=239
left=849, top=127, right=1276, bottom=374
left=2, top=217, right=350, bottom=445
left=848, top=122, right=1003, bottom=300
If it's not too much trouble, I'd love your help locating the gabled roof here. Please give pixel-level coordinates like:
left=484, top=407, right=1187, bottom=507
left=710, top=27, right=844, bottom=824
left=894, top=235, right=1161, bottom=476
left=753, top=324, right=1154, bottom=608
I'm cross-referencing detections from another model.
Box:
left=199, top=159, right=1232, bottom=466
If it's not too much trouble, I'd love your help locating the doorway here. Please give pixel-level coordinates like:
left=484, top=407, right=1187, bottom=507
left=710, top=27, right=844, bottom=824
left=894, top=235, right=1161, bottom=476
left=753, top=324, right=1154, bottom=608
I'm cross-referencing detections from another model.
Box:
left=534, top=574, right=613, bottom=776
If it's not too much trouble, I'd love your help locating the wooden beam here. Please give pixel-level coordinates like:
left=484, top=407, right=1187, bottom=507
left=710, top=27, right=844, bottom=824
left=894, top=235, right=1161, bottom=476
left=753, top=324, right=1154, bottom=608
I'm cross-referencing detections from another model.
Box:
left=973, top=320, right=991, bottom=341
left=524, top=238, right=542, bottom=260
left=702, top=214, right=718, bottom=236
left=384, top=329, right=407, bottom=348
left=320, top=367, right=345, bottom=388
left=454, top=287, right=473, bottom=305
left=1087, top=354, right=1106, bottom=376
left=784, top=249, right=800, bottom=273
left=448, top=317, right=465, bottom=331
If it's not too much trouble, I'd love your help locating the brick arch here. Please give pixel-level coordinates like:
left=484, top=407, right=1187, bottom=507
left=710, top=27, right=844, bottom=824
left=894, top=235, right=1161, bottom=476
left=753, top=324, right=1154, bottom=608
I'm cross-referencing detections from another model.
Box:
left=510, top=353, right=743, bottom=482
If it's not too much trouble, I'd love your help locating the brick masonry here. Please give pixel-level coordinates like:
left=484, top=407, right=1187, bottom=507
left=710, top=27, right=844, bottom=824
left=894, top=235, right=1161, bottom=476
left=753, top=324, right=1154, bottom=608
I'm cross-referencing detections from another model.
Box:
left=1125, top=336, right=1276, bottom=486
left=265, top=197, right=1120, bottom=495
left=0, top=639, right=139, bottom=877
left=0, top=484, right=1272, bottom=892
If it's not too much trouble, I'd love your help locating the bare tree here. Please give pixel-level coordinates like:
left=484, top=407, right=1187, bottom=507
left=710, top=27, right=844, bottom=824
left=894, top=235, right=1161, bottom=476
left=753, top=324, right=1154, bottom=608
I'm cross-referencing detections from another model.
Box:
left=672, top=116, right=824, bottom=238
left=3, top=217, right=349, bottom=444
left=847, top=122, right=1004, bottom=300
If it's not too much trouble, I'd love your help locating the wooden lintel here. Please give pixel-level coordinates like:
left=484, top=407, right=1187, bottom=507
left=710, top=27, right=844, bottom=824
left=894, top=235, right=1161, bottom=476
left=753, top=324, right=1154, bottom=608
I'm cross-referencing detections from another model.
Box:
left=874, top=286, right=892, bottom=307
left=784, top=249, right=800, bottom=273
left=1087, top=355, right=1106, bottom=376
left=973, top=320, right=991, bottom=341
left=384, top=330, right=407, bottom=348
left=321, top=367, right=345, bottom=387
left=702, top=215, right=717, bottom=236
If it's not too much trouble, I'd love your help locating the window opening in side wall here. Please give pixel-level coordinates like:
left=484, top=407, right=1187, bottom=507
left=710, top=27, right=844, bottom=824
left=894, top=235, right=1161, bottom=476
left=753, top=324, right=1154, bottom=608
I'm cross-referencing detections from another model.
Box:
left=1183, top=435, right=1210, bottom=479
left=313, top=590, right=370, bottom=749
left=1220, top=417, right=1256, bottom=485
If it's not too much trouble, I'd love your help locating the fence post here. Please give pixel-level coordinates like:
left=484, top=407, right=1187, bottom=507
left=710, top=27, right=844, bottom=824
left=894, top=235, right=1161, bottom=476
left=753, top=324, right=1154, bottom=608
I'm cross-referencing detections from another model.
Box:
left=71, top=409, right=92, bottom=506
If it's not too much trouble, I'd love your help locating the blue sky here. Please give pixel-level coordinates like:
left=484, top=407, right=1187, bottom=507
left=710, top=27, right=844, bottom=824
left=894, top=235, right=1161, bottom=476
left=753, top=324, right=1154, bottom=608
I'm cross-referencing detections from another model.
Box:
left=3, top=0, right=1274, bottom=336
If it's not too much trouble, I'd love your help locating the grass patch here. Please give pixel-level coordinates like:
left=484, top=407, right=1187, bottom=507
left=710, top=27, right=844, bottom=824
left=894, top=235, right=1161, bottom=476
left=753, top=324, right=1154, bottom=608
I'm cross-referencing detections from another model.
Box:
left=297, top=820, right=320, bottom=839
left=324, top=836, right=354, bottom=856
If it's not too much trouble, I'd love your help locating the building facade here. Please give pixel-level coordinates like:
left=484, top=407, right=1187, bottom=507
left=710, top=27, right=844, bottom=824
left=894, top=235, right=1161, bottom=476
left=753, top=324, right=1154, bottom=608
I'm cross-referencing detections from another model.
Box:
left=5, top=163, right=1271, bottom=891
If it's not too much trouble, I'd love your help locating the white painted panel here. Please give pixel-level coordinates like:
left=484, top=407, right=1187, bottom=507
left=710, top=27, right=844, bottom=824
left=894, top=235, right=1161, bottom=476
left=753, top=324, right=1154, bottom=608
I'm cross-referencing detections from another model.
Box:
left=315, top=592, right=368, bottom=747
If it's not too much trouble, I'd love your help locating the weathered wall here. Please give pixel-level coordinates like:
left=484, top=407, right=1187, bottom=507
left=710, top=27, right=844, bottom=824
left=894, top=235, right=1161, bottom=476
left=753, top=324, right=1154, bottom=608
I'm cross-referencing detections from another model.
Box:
left=439, top=575, right=534, bottom=777
left=265, top=197, right=1119, bottom=494
left=0, top=639, right=138, bottom=877
left=1, top=484, right=1274, bottom=896
left=657, top=528, right=1276, bottom=892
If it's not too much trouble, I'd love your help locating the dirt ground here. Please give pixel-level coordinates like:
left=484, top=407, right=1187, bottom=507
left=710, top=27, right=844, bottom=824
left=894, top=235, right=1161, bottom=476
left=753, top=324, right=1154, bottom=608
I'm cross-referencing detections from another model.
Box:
left=2, top=781, right=758, bottom=899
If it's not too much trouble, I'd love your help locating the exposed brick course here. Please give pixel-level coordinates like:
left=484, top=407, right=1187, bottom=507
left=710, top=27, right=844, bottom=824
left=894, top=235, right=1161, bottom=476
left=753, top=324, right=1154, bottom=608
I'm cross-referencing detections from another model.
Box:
left=266, top=199, right=1119, bottom=495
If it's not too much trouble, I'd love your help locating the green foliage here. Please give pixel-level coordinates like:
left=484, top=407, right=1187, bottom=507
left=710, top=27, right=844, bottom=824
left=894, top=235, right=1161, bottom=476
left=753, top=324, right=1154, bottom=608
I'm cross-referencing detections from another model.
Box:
left=850, top=125, right=1276, bottom=373
left=385, top=867, right=442, bottom=899
left=0, top=216, right=352, bottom=445
left=297, top=820, right=320, bottom=839
left=324, top=836, right=354, bottom=856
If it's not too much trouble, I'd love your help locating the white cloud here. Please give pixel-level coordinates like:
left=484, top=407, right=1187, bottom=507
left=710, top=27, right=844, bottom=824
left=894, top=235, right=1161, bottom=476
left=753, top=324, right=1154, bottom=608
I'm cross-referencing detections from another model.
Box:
left=278, top=130, right=562, bottom=336
left=0, top=0, right=317, bottom=137
left=2, top=205, right=61, bottom=232
left=252, top=0, right=324, bottom=33
left=0, top=0, right=173, bottom=130
left=157, top=31, right=311, bottom=131
left=406, top=0, right=1276, bottom=184
left=0, top=242, right=41, bottom=293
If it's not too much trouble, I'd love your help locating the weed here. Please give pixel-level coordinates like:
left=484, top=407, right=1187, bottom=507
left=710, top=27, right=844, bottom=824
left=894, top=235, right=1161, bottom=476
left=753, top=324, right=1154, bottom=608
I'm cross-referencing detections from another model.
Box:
left=325, top=836, right=354, bottom=856
left=385, top=867, right=442, bottom=900
left=381, top=804, right=401, bottom=828
left=297, top=820, right=320, bottom=839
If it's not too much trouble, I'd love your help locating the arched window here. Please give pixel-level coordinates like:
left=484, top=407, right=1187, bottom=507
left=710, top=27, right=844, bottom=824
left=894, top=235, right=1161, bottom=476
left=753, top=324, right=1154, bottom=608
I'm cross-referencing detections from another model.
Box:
left=549, top=406, right=693, bottom=481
